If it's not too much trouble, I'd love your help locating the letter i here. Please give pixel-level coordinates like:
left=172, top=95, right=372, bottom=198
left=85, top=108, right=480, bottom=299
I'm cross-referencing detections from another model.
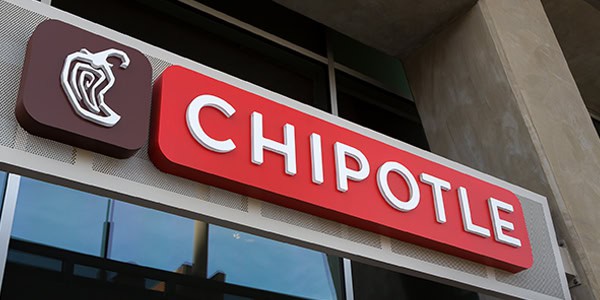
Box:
left=310, top=133, right=324, bottom=184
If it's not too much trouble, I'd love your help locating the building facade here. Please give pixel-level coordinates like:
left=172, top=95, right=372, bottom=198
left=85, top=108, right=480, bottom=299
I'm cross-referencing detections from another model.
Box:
left=0, top=0, right=598, bottom=299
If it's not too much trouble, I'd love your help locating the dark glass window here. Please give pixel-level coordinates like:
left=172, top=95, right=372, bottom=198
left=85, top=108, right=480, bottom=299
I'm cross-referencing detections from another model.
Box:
left=11, top=177, right=109, bottom=256
left=107, top=206, right=345, bottom=299
left=0, top=172, right=7, bottom=214
left=336, top=71, right=430, bottom=150
left=52, top=0, right=330, bottom=112
left=107, top=200, right=195, bottom=272
left=6, top=176, right=344, bottom=299
left=189, top=0, right=327, bottom=55
left=331, top=31, right=413, bottom=100
left=351, top=261, right=481, bottom=299
left=1, top=238, right=308, bottom=300
left=208, top=225, right=344, bottom=299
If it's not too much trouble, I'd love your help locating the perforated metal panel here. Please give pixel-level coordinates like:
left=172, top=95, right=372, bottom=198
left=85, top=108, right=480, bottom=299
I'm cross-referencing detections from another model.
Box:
left=390, top=237, right=488, bottom=278
left=0, top=3, right=76, bottom=164
left=207, top=187, right=248, bottom=212
left=495, top=198, right=564, bottom=298
left=261, top=202, right=346, bottom=239
left=92, top=154, right=207, bottom=199
left=0, top=1, right=571, bottom=299
left=345, top=224, right=383, bottom=249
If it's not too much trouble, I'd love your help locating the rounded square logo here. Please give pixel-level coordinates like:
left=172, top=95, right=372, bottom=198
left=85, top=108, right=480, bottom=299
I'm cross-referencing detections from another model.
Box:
left=16, top=20, right=152, bottom=158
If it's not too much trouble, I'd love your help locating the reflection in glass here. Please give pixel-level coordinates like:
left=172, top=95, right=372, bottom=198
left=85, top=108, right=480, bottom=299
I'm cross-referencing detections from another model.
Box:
left=336, top=71, right=430, bottom=150
left=108, top=200, right=194, bottom=272
left=11, top=177, right=108, bottom=256
left=331, top=30, right=413, bottom=100
left=8, top=176, right=344, bottom=299
left=208, top=225, right=342, bottom=300
left=352, top=261, right=481, bottom=299
left=0, top=171, right=7, bottom=214
left=7, top=249, right=62, bottom=271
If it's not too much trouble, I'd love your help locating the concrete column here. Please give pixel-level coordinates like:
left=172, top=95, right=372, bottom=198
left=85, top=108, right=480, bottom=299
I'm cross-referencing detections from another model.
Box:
left=405, top=0, right=600, bottom=298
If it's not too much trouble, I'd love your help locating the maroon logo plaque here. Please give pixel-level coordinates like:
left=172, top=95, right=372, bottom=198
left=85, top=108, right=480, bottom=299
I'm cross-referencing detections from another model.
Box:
left=16, top=20, right=152, bottom=158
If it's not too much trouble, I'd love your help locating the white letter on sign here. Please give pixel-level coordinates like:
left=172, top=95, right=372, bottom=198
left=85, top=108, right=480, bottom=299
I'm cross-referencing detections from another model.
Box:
left=186, top=94, right=236, bottom=153
left=419, top=173, right=451, bottom=223
left=334, top=142, right=370, bottom=192
left=310, top=133, right=324, bottom=185
left=488, top=198, right=522, bottom=248
left=377, top=162, right=420, bottom=212
left=458, top=187, right=491, bottom=238
left=251, top=112, right=297, bottom=176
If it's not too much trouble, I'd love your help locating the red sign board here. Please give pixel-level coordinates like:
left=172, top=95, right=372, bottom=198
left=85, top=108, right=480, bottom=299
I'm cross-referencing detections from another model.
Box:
left=150, top=65, right=532, bottom=272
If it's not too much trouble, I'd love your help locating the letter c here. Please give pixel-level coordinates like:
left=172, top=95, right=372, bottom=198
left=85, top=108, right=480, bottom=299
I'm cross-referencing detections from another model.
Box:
left=186, top=94, right=236, bottom=153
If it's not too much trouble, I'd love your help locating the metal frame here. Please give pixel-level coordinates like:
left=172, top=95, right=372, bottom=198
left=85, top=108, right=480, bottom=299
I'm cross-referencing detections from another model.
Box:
left=0, top=174, right=21, bottom=290
left=0, top=1, right=571, bottom=299
left=342, top=258, right=354, bottom=300
left=100, top=199, right=115, bottom=259
left=325, top=30, right=354, bottom=299
left=326, top=31, right=339, bottom=117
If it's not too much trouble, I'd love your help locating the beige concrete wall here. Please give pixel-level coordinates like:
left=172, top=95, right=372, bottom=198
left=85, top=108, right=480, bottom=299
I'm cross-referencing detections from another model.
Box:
left=542, top=0, right=600, bottom=117
left=405, top=0, right=600, bottom=298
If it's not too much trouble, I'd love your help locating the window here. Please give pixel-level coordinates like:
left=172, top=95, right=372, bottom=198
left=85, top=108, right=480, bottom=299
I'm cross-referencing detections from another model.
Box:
left=208, top=225, right=344, bottom=299
left=11, top=177, right=108, bottom=256
left=0, top=172, right=7, bottom=213
left=188, top=0, right=327, bottom=56
left=351, top=261, right=481, bottom=299
left=5, top=175, right=344, bottom=299
left=331, top=31, right=413, bottom=100
left=336, top=71, right=430, bottom=150
left=107, top=200, right=195, bottom=272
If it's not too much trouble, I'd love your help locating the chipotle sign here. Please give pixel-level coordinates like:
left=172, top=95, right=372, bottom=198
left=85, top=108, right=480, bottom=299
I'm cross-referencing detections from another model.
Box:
left=150, top=66, right=532, bottom=273
left=17, top=22, right=532, bottom=273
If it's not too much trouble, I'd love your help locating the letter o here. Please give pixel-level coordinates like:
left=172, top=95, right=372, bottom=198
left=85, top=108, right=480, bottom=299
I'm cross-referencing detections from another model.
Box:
left=377, top=161, right=420, bottom=212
